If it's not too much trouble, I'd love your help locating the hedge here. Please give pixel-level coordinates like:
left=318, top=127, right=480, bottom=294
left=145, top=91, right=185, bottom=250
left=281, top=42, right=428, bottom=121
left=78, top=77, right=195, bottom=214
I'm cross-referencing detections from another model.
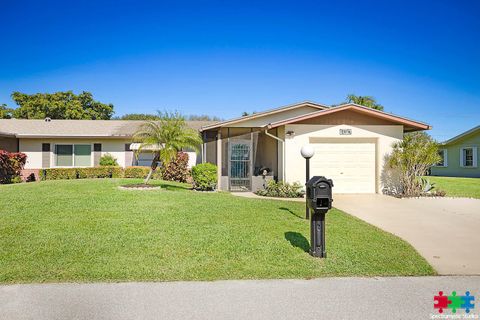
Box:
left=42, top=166, right=124, bottom=180
left=40, top=165, right=191, bottom=181
left=124, top=166, right=150, bottom=178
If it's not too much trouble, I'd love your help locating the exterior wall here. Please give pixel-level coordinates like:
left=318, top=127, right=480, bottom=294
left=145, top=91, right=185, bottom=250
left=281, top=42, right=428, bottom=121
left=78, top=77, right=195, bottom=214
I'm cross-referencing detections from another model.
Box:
left=0, top=136, right=18, bottom=152
left=431, top=132, right=480, bottom=178
left=19, top=138, right=132, bottom=169
left=283, top=124, right=403, bottom=193
left=228, top=106, right=320, bottom=128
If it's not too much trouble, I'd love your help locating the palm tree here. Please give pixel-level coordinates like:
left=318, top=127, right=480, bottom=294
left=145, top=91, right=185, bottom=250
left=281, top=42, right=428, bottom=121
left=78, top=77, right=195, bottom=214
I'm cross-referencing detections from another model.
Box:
left=345, top=94, right=384, bottom=111
left=133, top=112, right=202, bottom=184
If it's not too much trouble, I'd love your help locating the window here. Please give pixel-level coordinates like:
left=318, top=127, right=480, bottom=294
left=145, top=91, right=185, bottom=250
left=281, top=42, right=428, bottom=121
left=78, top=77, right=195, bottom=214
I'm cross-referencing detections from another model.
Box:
left=55, top=145, right=73, bottom=166
left=461, top=147, right=477, bottom=168
left=93, top=143, right=102, bottom=152
left=436, top=149, right=447, bottom=167
left=55, top=144, right=91, bottom=167
left=42, top=143, right=51, bottom=152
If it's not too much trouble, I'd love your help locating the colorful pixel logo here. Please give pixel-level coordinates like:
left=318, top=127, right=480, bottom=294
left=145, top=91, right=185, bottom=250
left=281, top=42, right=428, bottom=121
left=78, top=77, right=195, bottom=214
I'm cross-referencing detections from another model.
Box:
left=434, top=291, right=475, bottom=313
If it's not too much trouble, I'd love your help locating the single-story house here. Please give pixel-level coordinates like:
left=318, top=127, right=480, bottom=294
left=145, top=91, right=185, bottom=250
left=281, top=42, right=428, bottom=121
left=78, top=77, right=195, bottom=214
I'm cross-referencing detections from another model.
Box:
left=199, top=101, right=430, bottom=193
left=1, top=101, right=431, bottom=193
left=0, top=119, right=215, bottom=177
left=430, top=125, right=479, bottom=178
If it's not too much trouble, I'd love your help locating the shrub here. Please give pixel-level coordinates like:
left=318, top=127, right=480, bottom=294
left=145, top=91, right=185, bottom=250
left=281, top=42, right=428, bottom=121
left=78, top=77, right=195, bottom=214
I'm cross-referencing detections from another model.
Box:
left=0, top=150, right=27, bottom=184
left=77, top=166, right=124, bottom=179
left=386, top=132, right=441, bottom=197
left=191, top=163, right=217, bottom=191
left=42, top=167, right=125, bottom=180
left=99, top=153, right=119, bottom=166
left=43, top=168, right=78, bottom=180
left=162, top=152, right=190, bottom=183
left=255, top=180, right=305, bottom=198
left=124, top=166, right=150, bottom=179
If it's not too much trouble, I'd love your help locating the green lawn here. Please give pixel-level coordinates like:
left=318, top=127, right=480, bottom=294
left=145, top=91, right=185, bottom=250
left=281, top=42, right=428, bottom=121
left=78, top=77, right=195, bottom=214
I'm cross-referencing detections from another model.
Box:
left=0, top=179, right=434, bottom=283
left=427, top=176, right=480, bottom=199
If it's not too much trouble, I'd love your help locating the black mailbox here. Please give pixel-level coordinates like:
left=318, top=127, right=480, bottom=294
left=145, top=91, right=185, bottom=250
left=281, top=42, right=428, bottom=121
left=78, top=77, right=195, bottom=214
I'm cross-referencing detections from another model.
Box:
left=305, top=176, right=333, bottom=258
left=306, top=176, right=333, bottom=213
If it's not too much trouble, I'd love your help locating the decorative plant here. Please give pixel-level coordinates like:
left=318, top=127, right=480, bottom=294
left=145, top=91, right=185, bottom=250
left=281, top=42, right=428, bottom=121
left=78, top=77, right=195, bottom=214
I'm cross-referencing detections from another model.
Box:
left=387, top=132, right=441, bottom=197
left=133, top=112, right=202, bottom=184
left=0, top=150, right=27, bottom=184
left=191, top=163, right=217, bottom=191
left=255, top=180, right=305, bottom=198
left=162, top=152, right=190, bottom=183
left=99, top=153, right=119, bottom=166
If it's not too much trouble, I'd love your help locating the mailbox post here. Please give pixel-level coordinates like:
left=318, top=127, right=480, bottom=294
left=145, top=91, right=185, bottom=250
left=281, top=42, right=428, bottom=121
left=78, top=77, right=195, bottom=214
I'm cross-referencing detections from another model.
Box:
left=305, top=176, right=333, bottom=258
left=300, top=145, right=315, bottom=220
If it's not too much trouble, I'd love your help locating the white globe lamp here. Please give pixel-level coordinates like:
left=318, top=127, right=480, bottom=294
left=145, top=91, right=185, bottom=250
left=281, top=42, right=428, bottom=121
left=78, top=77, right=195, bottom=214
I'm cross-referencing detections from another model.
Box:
left=301, top=145, right=315, bottom=159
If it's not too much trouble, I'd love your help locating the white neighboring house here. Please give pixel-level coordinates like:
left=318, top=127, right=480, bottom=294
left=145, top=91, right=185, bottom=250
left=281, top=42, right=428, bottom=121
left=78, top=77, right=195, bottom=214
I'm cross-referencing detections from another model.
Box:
left=0, top=119, right=213, bottom=175
left=199, top=101, right=430, bottom=193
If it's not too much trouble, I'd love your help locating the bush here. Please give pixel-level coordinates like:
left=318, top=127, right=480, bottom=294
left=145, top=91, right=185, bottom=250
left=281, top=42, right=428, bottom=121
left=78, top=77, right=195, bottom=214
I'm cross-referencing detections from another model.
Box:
left=124, top=166, right=150, bottom=179
left=255, top=180, right=305, bottom=198
left=162, top=152, right=190, bottom=183
left=99, top=153, right=119, bottom=166
left=43, top=168, right=77, bottom=180
left=386, top=132, right=441, bottom=197
left=0, top=150, right=27, bottom=184
left=191, top=163, right=217, bottom=191
left=43, top=167, right=124, bottom=180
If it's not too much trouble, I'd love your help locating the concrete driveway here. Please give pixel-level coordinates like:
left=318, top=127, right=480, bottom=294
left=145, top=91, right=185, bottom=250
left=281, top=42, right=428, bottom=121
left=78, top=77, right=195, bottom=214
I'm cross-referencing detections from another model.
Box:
left=333, top=194, right=480, bottom=275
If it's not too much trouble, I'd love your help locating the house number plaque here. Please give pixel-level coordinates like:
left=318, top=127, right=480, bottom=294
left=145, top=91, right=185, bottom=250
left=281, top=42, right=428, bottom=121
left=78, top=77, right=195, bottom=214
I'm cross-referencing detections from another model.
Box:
left=339, top=129, right=352, bottom=135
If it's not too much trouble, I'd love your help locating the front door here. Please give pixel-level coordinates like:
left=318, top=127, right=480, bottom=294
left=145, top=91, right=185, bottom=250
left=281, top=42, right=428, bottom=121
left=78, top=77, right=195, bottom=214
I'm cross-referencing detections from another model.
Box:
left=229, top=140, right=251, bottom=191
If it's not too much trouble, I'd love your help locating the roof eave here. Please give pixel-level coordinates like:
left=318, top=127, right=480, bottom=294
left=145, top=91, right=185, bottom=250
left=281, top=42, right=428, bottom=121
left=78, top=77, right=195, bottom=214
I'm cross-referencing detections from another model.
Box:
left=200, top=101, right=328, bottom=131
left=15, top=134, right=133, bottom=139
left=263, top=104, right=431, bottom=132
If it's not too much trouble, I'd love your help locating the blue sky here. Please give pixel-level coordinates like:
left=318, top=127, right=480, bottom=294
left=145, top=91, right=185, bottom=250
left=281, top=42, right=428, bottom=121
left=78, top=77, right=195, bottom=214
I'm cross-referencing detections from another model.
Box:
left=1, top=0, right=479, bottom=140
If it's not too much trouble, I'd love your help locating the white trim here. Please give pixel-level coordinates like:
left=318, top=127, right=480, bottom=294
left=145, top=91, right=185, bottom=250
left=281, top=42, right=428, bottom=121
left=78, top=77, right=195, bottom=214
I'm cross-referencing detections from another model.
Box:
left=435, top=149, right=448, bottom=167
left=460, top=147, right=478, bottom=168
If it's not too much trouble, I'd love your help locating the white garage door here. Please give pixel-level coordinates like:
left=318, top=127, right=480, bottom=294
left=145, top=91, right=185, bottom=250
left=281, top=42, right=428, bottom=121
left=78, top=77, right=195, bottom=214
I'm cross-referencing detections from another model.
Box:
left=310, top=142, right=376, bottom=193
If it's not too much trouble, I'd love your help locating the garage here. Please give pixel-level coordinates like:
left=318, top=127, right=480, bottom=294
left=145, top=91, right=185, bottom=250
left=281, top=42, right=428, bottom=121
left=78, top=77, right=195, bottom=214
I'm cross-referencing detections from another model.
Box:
left=310, top=140, right=376, bottom=193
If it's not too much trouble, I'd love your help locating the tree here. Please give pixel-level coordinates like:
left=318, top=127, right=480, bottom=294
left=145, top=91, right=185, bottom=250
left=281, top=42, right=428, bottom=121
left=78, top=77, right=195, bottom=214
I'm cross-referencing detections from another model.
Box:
left=386, top=132, right=441, bottom=197
left=10, top=91, right=114, bottom=119
left=0, top=104, right=13, bottom=119
left=114, top=113, right=161, bottom=120
left=186, top=114, right=222, bottom=121
left=345, top=94, right=384, bottom=111
left=133, top=112, right=202, bottom=184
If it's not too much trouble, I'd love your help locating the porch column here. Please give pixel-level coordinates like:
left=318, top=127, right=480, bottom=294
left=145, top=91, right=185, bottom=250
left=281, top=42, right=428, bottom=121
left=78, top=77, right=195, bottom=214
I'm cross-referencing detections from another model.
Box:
left=216, top=129, right=222, bottom=190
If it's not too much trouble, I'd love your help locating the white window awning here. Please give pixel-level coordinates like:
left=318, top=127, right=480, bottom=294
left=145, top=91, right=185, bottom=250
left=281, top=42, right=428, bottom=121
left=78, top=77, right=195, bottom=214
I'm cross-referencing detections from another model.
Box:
left=129, top=143, right=164, bottom=151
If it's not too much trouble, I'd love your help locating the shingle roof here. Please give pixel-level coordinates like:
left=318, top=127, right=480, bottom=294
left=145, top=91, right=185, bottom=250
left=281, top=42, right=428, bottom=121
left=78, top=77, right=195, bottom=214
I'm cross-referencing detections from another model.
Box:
left=0, top=119, right=217, bottom=138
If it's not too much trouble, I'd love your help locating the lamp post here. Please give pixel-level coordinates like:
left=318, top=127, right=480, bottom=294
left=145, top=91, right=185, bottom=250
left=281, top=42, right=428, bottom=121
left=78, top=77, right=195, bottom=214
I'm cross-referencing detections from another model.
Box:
left=300, top=145, right=315, bottom=219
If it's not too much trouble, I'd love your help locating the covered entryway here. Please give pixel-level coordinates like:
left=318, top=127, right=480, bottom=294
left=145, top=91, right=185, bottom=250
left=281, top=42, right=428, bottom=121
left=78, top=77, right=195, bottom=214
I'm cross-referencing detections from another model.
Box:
left=310, top=139, right=376, bottom=193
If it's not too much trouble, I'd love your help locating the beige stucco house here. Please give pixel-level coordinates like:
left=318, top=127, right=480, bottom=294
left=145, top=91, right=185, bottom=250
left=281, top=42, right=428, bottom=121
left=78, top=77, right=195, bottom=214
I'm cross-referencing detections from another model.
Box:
left=1, top=101, right=430, bottom=193
left=0, top=119, right=213, bottom=173
left=200, top=101, right=430, bottom=193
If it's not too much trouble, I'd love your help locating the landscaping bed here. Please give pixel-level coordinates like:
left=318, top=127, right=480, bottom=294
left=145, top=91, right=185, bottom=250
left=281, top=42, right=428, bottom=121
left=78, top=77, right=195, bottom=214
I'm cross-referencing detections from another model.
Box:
left=0, top=179, right=434, bottom=283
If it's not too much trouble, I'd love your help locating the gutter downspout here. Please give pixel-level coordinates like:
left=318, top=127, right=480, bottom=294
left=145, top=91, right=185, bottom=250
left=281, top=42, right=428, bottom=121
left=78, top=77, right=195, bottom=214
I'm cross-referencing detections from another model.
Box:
left=264, top=127, right=285, bottom=182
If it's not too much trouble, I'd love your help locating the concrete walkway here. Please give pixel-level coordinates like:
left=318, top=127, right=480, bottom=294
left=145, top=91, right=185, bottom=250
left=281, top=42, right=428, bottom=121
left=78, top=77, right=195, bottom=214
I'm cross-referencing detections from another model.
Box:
left=334, top=194, right=480, bottom=275
left=1, top=277, right=479, bottom=320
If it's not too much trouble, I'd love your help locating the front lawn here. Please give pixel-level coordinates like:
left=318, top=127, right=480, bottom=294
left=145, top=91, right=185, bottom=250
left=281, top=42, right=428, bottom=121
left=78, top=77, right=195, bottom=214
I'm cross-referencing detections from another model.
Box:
left=0, top=179, right=434, bottom=283
left=427, top=176, right=480, bottom=199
